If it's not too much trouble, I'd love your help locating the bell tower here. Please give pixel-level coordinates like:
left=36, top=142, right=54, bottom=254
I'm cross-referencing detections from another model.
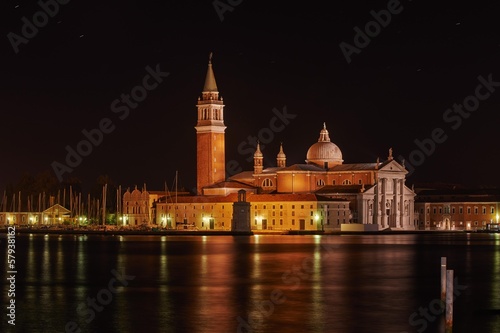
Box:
left=195, top=53, right=226, bottom=195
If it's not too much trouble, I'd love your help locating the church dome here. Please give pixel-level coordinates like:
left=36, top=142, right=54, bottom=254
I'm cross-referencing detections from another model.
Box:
left=306, top=123, right=343, bottom=167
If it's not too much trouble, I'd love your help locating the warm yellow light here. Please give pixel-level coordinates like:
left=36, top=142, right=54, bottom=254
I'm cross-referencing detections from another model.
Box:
left=314, top=214, right=319, bottom=221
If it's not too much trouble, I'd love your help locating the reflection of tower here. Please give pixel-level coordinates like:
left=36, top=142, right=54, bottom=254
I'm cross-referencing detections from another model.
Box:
left=195, top=53, right=226, bottom=195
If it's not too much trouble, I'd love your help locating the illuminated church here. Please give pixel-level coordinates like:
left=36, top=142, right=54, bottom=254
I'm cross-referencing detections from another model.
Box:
left=152, top=54, right=417, bottom=231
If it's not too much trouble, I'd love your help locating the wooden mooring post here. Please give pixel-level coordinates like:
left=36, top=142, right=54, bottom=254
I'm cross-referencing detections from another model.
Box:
left=446, top=269, right=454, bottom=332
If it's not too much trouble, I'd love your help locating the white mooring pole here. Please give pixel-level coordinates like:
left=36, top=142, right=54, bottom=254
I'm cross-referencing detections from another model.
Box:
left=441, top=257, right=447, bottom=303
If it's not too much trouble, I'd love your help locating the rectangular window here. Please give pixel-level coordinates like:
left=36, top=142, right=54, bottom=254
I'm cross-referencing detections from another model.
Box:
left=439, top=208, right=442, bottom=214
left=492, top=207, right=495, bottom=214
left=301, top=205, right=304, bottom=209
left=292, top=211, right=295, bottom=216
left=310, top=219, right=313, bottom=225
left=452, top=207, right=455, bottom=214
left=280, top=205, right=283, bottom=209
left=280, top=219, right=283, bottom=225
left=273, top=205, right=275, bottom=209
left=310, top=211, right=313, bottom=216
left=292, top=219, right=295, bottom=225
left=263, top=205, right=266, bottom=209
left=459, top=207, right=463, bottom=214
left=433, top=208, right=436, bottom=214
left=272, top=219, right=275, bottom=225
left=467, top=207, right=471, bottom=214
left=482, top=207, right=486, bottom=214
left=474, top=207, right=478, bottom=214
left=292, top=205, right=295, bottom=209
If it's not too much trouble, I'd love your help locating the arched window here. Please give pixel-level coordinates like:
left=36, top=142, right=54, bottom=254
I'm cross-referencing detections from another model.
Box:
left=317, top=179, right=325, bottom=186
left=342, top=179, right=352, bottom=185
left=262, top=178, right=274, bottom=187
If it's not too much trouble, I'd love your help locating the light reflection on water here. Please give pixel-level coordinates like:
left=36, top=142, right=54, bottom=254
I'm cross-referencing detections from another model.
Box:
left=0, top=233, right=499, bottom=333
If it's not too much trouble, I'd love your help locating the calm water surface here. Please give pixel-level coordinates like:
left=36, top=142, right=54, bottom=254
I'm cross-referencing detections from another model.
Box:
left=1, top=232, right=499, bottom=333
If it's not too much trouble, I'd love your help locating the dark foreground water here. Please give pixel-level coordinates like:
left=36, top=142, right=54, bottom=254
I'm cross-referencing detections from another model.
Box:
left=1, top=232, right=499, bottom=333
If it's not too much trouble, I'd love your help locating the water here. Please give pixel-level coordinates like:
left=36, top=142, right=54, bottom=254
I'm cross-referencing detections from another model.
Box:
left=1, top=232, right=499, bottom=333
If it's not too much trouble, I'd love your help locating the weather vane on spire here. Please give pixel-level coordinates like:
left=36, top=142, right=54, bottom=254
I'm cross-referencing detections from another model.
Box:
left=323, top=122, right=326, bottom=129
left=209, top=52, right=213, bottom=63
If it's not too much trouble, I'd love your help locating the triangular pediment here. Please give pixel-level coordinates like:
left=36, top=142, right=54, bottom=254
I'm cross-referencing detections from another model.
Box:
left=378, top=159, right=408, bottom=173
left=42, top=204, right=71, bottom=214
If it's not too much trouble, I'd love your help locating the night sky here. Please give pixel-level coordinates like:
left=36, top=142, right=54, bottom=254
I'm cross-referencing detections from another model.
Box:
left=2, top=0, right=500, bottom=194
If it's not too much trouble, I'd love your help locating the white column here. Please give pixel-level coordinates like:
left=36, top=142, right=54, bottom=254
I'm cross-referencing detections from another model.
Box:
left=381, top=178, right=386, bottom=228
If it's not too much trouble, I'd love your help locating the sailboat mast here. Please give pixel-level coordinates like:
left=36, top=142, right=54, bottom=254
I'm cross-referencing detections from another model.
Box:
left=102, top=184, right=107, bottom=225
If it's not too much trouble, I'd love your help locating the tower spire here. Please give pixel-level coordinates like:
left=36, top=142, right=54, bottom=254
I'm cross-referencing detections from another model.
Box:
left=254, top=142, right=263, bottom=174
left=277, top=142, right=286, bottom=167
left=203, top=52, right=218, bottom=92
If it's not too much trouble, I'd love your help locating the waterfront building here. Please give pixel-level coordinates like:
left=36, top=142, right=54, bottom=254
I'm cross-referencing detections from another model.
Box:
left=414, top=186, right=500, bottom=231
left=0, top=203, right=70, bottom=225
left=121, top=185, right=163, bottom=226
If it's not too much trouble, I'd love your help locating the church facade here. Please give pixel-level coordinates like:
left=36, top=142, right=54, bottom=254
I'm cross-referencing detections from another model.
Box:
left=152, top=55, right=417, bottom=231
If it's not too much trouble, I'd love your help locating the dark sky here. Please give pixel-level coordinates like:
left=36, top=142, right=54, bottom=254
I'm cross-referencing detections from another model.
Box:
left=2, top=0, right=500, bottom=193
